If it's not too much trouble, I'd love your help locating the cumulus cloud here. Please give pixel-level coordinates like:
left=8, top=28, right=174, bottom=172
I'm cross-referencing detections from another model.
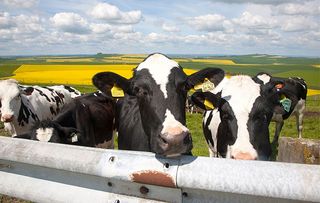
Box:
left=186, top=14, right=227, bottom=32
left=0, top=0, right=38, bottom=8
left=274, top=1, right=320, bottom=15
left=162, top=23, right=180, bottom=32
left=280, top=16, right=318, bottom=32
left=51, top=12, right=91, bottom=34
left=0, top=12, right=14, bottom=29
left=232, top=11, right=276, bottom=29
left=208, top=0, right=313, bottom=5
left=90, top=3, right=142, bottom=24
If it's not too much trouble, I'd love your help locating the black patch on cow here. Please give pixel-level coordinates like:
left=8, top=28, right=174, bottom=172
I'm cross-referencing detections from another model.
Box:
left=64, top=85, right=80, bottom=95
left=18, top=100, right=39, bottom=126
left=247, top=96, right=273, bottom=160
left=35, top=88, right=51, bottom=102
left=203, top=111, right=215, bottom=153
left=216, top=99, right=238, bottom=157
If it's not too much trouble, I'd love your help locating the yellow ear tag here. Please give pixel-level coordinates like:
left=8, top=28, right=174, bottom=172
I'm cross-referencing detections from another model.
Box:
left=194, top=83, right=203, bottom=90
left=202, top=78, right=215, bottom=92
left=111, top=85, right=124, bottom=97
left=204, top=99, right=214, bottom=110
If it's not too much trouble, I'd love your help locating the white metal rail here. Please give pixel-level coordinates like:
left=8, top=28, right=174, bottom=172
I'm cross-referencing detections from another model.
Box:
left=0, top=136, right=319, bottom=203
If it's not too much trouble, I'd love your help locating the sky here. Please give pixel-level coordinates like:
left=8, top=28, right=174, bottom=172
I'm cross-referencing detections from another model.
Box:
left=0, top=0, right=319, bottom=56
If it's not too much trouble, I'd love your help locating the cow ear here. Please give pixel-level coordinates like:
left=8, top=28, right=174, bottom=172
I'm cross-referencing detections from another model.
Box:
left=21, top=87, right=34, bottom=95
left=92, top=72, right=130, bottom=97
left=191, top=91, right=221, bottom=110
left=186, top=68, right=225, bottom=91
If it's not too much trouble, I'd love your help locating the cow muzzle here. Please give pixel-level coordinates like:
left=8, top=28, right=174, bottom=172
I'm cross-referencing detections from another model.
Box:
left=231, top=152, right=257, bottom=160
left=159, top=130, right=192, bottom=156
left=1, top=114, right=14, bottom=122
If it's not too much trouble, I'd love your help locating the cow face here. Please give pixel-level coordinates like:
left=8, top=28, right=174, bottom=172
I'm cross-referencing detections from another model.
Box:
left=15, top=120, right=79, bottom=144
left=0, top=79, right=33, bottom=122
left=93, top=53, right=224, bottom=156
left=192, top=75, right=282, bottom=160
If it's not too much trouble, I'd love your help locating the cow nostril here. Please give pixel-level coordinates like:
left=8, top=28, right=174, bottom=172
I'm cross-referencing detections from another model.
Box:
left=160, top=136, right=168, bottom=144
left=231, top=155, right=235, bottom=159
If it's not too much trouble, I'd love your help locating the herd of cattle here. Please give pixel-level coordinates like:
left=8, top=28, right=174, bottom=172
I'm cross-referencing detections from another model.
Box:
left=0, top=53, right=307, bottom=160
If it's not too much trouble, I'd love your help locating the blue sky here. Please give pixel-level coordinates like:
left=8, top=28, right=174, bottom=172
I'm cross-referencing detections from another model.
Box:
left=0, top=0, right=319, bottom=56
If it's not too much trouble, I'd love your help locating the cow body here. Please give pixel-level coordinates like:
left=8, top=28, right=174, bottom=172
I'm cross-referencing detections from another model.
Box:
left=0, top=79, right=80, bottom=136
left=93, top=53, right=225, bottom=156
left=255, top=73, right=307, bottom=143
left=16, top=92, right=115, bottom=148
left=192, top=75, right=283, bottom=160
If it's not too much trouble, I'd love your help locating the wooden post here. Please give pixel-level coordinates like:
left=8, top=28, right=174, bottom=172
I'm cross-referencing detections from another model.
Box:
left=278, top=137, right=320, bottom=164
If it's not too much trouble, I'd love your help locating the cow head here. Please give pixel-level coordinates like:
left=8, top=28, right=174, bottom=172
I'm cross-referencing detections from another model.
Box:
left=93, top=53, right=224, bottom=156
left=192, top=75, right=283, bottom=160
left=0, top=79, right=34, bottom=122
left=15, top=120, right=79, bottom=144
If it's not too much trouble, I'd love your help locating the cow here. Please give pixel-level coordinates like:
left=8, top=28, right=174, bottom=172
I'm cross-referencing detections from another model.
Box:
left=0, top=79, right=81, bottom=136
left=92, top=53, right=225, bottom=156
left=254, top=73, right=307, bottom=143
left=15, top=91, right=116, bottom=148
left=191, top=74, right=284, bottom=160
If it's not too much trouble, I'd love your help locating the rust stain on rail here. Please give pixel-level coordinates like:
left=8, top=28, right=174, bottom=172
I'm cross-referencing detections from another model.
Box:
left=130, top=170, right=176, bottom=188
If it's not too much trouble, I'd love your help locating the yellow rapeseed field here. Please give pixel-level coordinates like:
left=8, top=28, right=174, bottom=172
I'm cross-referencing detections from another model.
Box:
left=46, top=58, right=94, bottom=62
left=191, top=59, right=236, bottom=65
left=312, top=65, right=320, bottom=68
left=8, top=64, right=319, bottom=96
left=11, top=64, right=197, bottom=85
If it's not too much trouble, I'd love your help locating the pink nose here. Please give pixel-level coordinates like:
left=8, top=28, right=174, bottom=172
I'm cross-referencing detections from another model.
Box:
left=231, top=152, right=257, bottom=160
left=1, top=114, right=14, bottom=122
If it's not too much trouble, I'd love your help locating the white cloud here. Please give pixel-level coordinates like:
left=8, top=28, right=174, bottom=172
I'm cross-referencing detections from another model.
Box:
left=275, top=1, right=320, bottom=15
left=51, top=12, right=91, bottom=34
left=0, top=12, right=13, bottom=29
left=280, top=16, right=318, bottom=32
left=162, top=23, right=180, bottom=32
left=90, top=3, right=142, bottom=24
left=208, top=0, right=313, bottom=5
left=232, top=11, right=276, bottom=29
left=0, top=0, right=38, bottom=8
left=186, top=14, right=227, bottom=32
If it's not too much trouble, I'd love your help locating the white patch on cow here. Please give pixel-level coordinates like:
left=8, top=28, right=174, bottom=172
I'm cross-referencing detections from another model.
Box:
left=211, top=77, right=230, bottom=94
left=220, top=75, right=261, bottom=159
left=136, top=54, right=179, bottom=98
left=161, top=109, right=188, bottom=135
left=36, top=128, right=53, bottom=142
left=257, top=74, right=271, bottom=84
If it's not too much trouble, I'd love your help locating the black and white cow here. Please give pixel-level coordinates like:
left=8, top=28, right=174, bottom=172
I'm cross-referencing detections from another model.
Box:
left=254, top=73, right=307, bottom=143
left=15, top=92, right=116, bottom=148
left=191, top=74, right=284, bottom=160
left=0, top=79, right=81, bottom=136
left=92, top=53, right=225, bottom=156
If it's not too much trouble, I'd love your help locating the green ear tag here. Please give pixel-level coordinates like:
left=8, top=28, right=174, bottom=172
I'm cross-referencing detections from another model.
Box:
left=111, top=86, right=124, bottom=97
left=204, top=99, right=214, bottom=110
left=280, top=97, right=292, bottom=112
